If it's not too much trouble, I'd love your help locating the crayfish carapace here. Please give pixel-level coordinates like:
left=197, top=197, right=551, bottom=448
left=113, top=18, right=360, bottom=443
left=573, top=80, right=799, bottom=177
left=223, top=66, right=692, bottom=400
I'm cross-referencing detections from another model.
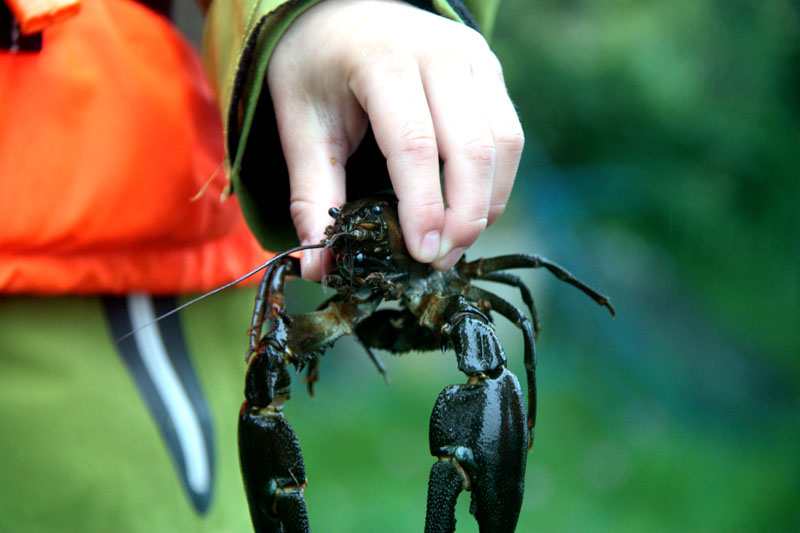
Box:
left=238, top=195, right=615, bottom=532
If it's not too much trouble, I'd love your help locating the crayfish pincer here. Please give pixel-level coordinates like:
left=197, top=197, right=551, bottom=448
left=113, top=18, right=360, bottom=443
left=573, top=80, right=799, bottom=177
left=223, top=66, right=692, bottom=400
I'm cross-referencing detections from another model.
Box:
left=238, top=196, right=615, bottom=532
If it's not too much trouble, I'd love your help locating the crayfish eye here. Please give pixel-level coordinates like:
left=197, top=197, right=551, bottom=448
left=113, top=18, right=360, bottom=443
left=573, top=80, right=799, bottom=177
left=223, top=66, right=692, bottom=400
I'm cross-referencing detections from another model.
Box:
left=354, top=253, right=364, bottom=262
left=371, top=205, right=383, bottom=215
left=329, top=207, right=342, bottom=219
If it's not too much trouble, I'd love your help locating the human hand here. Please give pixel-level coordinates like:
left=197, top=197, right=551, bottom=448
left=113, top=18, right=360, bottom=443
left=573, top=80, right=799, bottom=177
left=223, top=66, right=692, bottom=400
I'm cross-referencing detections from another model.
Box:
left=267, top=0, right=524, bottom=279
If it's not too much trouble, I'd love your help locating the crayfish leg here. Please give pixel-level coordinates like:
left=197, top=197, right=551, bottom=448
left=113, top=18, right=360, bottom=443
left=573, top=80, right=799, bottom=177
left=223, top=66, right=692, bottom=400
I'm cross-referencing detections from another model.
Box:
left=247, top=257, right=300, bottom=362
left=240, top=326, right=310, bottom=532
left=465, top=285, right=537, bottom=449
left=460, top=253, right=615, bottom=317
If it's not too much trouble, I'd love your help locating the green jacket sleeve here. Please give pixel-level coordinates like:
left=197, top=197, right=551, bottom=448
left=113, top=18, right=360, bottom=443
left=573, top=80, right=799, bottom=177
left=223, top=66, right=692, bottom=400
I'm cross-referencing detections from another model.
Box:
left=202, top=0, right=501, bottom=251
left=462, top=0, right=501, bottom=37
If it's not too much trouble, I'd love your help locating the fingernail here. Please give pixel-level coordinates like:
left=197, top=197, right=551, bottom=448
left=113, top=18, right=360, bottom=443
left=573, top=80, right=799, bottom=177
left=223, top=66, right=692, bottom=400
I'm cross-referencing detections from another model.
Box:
left=435, top=247, right=466, bottom=270
left=419, top=231, right=440, bottom=263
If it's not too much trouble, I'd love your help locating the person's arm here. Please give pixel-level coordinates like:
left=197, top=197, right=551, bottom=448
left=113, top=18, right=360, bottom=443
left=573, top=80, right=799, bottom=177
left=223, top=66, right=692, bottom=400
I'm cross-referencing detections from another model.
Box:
left=203, top=0, right=518, bottom=279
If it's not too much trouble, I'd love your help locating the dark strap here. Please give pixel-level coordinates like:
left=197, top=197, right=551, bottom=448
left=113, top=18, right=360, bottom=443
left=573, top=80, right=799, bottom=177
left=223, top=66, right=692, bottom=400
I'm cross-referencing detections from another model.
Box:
left=0, top=0, right=173, bottom=53
left=0, top=2, right=42, bottom=52
left=405, top=0, right=479, bottom=31
left=103, top=294, right=216, bottom=515
left=138, top=0, right=172, bottom=17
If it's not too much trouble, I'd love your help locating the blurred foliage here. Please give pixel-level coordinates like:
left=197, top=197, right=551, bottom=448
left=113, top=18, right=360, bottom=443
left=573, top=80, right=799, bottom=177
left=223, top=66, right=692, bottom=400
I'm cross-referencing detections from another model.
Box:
left=484, top=0, right=800, bottom=530
left=494, top=0, right=800, bottom=367
left=492, top=0, right=800, bottom=412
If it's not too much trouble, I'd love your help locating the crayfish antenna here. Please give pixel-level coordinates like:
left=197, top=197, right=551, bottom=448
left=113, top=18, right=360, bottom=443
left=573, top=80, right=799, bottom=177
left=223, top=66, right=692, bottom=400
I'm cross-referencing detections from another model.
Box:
left=114, top=242, right=327, bottom=343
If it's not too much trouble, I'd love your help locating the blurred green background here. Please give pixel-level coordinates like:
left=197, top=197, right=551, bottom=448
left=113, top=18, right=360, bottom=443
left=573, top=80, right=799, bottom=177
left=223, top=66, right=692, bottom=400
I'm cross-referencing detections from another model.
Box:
left=268, top=0, right=800, bottom=531
left=167, top=0, right=800, bottom=530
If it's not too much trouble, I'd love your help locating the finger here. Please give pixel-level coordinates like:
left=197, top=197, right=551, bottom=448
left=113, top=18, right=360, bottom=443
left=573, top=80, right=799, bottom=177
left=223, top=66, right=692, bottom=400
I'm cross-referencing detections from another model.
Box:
left=422, top=54, right=496, bottom=270
left=272, top=95, right=349, bottom=281
left=348, top=51, right=444, bottom=264
left=474, top=52, right=524, bottom=226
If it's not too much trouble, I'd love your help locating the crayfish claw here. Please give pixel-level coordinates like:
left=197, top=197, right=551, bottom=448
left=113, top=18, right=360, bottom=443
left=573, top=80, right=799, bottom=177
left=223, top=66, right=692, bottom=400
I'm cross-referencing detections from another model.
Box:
left=426, top=369, right=527, bottom=533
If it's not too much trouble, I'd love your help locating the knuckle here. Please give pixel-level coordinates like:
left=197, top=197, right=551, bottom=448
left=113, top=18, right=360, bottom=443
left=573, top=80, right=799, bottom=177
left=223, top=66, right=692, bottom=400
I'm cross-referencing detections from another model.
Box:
left=289, top=195, right=335, bottom=231
left=487, top=202, right=507, bottom=225
left=452, top=221, right=487, bottom=248
left=289, top=195, right=314, bottom=214
left=368, top=49, right=417, bottom=78
left=460, top=138, right=496, bottom=169
left=398, top=192, right=444, bottom=213
left=467, top=218, right=489, bottom=240
left=408, top=197, right=444, bottom=214
left=426, top=46, right=466, bottom=70
left=451, top=207, right=489, bottom=242
left=395, top=124, right=438, bottom=161
left=398, top=197, right=444, bottom=227
left=467, top=213, right=489, bottom=232
left=289, top=197, right=317, bottom=227
left=496, top=128, right=525, bottom=157
left=348, top=49, right=415, bottom=94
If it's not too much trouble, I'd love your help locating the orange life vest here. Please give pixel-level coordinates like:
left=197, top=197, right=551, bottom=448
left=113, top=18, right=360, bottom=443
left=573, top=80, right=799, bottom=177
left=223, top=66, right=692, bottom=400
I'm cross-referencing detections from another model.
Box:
left=0, top=0, right=271, bottom=295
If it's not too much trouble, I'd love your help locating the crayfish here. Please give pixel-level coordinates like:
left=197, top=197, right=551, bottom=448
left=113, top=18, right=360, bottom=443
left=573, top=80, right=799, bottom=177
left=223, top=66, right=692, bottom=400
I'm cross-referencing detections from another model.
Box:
left=238, top=195, right=615, bottom=532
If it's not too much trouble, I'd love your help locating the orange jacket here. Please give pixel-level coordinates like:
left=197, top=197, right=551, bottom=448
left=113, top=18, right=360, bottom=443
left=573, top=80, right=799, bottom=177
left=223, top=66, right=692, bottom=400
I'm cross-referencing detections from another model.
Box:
left=0, top=0, right=269, bottom=295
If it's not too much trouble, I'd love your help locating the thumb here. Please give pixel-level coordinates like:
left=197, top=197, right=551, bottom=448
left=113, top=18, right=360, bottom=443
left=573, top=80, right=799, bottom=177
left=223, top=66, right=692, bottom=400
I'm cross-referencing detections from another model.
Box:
left=267, top=20, right=366, bottom=279
left=279, top=120, right=348, bottom=281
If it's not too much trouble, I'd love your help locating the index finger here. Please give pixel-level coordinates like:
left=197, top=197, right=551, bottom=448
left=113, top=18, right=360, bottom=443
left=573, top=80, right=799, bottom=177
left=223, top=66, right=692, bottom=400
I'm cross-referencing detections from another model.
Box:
left=348, top=51, right=444, bottom=264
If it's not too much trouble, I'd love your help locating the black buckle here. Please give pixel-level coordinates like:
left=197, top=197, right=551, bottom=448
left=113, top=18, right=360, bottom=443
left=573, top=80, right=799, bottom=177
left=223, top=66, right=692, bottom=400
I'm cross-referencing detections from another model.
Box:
left=1, top=2, right=43, bottom=52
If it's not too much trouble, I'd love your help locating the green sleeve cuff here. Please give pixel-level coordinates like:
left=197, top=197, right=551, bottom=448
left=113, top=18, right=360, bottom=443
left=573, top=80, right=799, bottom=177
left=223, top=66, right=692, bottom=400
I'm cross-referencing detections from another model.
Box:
left=405, top=0, right=499, bottom=38
left=203, top=0, right=326, bottom=251
left=461, top=0, right=501, bottom=38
